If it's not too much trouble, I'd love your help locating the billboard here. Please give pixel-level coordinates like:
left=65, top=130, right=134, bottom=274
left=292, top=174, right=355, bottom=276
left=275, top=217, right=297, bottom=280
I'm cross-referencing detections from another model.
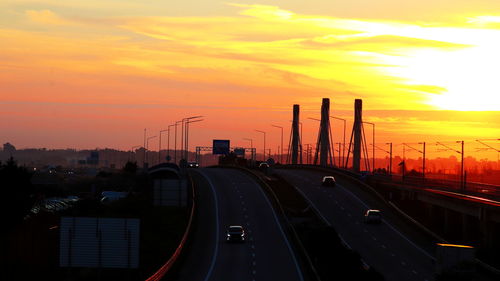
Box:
left=213, top=139, right=230, bottom=155
left=60, top=217, right=140, bottom=268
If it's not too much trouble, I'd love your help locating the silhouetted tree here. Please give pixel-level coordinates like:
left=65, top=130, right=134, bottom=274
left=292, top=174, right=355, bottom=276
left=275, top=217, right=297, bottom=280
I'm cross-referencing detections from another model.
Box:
left=0, top=157, right=35, bottom=229
left=123, top=161, right=138, bottom=175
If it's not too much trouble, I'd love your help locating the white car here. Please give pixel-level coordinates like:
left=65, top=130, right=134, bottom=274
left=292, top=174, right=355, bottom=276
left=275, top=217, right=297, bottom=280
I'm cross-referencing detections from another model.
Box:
left=322, top=176, right=336, bottom=187
left=364, top=209, right=382, bottom=224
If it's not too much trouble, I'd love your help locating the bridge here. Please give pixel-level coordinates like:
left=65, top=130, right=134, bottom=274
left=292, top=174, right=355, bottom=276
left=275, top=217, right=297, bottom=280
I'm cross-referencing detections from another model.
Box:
left=143, top=98, right=500, bottom=281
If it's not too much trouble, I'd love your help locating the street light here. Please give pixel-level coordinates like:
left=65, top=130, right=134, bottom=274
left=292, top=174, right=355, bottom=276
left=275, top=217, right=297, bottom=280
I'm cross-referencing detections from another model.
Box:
left=182, top=115, right=203, bottom=160
left=363, top=121, right=375, bottom=172
left=271, top=124, right=283, bottom=164
left=255, top=130, right=266, bottom=161
left=185, top=118, right=204, bottom=161
left=174, top=121, right=181, bottom=163
left=159, top=129, right=168, bottom=164
left=330, top=116, right=346, bottom=169
left=167, top=124, right=175, bottom=162
left=146, top=135, right=157, bottom=166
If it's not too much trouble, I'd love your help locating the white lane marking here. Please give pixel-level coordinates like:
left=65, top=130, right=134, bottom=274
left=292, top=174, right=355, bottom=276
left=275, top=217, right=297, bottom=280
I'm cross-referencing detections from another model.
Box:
left=340, top=206, right=345, bottom=211
left=412, top=270, right=417, bottom=275
left=197, top=170, right=220, bottom=281
left=253, top=181, right=305, bottom=281
left=401, top=261, right=406, bottom=266
left=363, top=229, right=368, bottom=233
left=337, top=182, right=435, bottom=260
left=391, top=253, right=396, bottom=257
left=381, top=245, right=386, bottom=249
left=347, top=213, right=352, bottom=217
left=372, top=236, right=377, bottom=241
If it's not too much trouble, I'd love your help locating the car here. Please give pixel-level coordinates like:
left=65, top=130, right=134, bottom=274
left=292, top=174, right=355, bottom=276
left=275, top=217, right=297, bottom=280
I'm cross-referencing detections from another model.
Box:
left=187, top=162, right=199, bottom=168
left=226, top=225, right=245, bottom=242
left=322, top=176, right=336, bottom=187
left=259, top=162, right=269, bottom=169
left=364, top=209, right=382, bottom=224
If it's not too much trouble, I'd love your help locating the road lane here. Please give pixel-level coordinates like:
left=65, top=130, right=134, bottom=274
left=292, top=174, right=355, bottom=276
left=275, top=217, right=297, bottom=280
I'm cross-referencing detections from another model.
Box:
left=277, top=168, right=435, bottom=281
left=177, top=168, right=303, bottom=281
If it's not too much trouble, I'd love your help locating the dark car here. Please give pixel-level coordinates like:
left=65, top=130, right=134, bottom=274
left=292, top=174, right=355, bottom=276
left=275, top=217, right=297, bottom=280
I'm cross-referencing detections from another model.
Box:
left=364, top=209, right=382, bottom=224
left=226, top=225, right=245, bottom=242
left=322, top=176, right=336, bottom=187
left=187, top=162, right=199, bottom=168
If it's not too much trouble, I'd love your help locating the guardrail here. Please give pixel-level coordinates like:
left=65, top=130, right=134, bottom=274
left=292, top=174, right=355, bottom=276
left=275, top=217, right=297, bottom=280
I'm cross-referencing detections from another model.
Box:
left=144, top=175, right=196, bottom=281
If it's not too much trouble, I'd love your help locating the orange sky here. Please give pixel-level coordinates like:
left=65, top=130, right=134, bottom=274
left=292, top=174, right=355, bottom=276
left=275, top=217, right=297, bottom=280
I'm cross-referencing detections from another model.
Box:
left=0, top=1, right=499, bottom=160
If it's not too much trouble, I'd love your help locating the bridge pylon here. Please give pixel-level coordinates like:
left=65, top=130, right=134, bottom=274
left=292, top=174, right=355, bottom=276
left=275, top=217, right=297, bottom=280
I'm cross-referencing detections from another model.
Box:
left=313, top=98, right=334, bottom=167
left=289, top=104, right=301, bottom=164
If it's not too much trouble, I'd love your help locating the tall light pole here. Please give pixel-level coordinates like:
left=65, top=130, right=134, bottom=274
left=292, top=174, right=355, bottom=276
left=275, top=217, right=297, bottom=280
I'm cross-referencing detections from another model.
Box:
left=330, top=116, right=346, bottom=168
left=146, top=135, right=157, bottom=166
left=185, top=118, right=204, bottom=161
left=174, top=121, right=181, bottom=163
left=363, top=121, right=375, bottom=172
left=167, top=124, right=175, bottom=162
left=143, top=128, right=147, bottom=167
left=272, top=125, right=283, bottom=164
left=159, top=129, right=168, bottom=164
left=255, top=130, right=266, bottom=161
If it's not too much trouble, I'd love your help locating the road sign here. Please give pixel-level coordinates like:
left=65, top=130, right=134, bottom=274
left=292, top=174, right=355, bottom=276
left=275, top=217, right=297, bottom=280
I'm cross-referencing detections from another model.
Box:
left=234, top=148, right=245, bottom=156
left=213, top=139, right=230, bottom=155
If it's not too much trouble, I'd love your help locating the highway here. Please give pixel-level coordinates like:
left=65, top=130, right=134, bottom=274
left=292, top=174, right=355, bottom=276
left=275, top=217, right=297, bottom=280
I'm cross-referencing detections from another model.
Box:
left=276, top=168, right=436, bottom=281
left=175, top=168, right=304, bottom=281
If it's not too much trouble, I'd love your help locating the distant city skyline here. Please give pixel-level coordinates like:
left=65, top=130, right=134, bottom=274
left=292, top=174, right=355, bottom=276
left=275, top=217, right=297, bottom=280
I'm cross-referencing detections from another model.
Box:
left=0, top=1, right=499, bottom=153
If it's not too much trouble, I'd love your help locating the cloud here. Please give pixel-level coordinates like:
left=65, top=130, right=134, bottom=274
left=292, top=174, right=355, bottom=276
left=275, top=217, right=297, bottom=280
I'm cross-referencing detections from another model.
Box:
left=25, top=9, right=72, bottom=25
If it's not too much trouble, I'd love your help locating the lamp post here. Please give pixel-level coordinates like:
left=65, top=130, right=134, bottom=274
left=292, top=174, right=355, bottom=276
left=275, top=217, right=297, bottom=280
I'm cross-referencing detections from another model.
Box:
left=185, top=118, right=204, bottom=161
left=255, top=130, right=266, bottom=161
left=174, top=121, right=181, bottom=163
left=167, top=124, right=175, bottom=162
left=387, top=142, right=393, bottom=175
left=330, top=116, right=346, bottom=169
left=159, top=129, right=168, bottom=164
left=271, top=125, right=283, bottom=164
left=363, top=122, right=375, bottom=172
left=143, top=128, right=147, bottom=167
left=146, top=135, right=157, bottom=166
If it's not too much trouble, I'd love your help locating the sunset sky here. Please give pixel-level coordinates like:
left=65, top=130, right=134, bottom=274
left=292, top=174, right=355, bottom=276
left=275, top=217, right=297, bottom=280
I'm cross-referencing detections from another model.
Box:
left=1, top=1, right=499, bottom=160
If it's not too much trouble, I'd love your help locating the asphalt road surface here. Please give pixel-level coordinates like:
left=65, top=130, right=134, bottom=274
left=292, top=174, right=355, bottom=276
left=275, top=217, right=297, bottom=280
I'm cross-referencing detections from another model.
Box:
left=175, top=168, right=304, bottom=281
left=276, top=168, right=435, bottom=281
